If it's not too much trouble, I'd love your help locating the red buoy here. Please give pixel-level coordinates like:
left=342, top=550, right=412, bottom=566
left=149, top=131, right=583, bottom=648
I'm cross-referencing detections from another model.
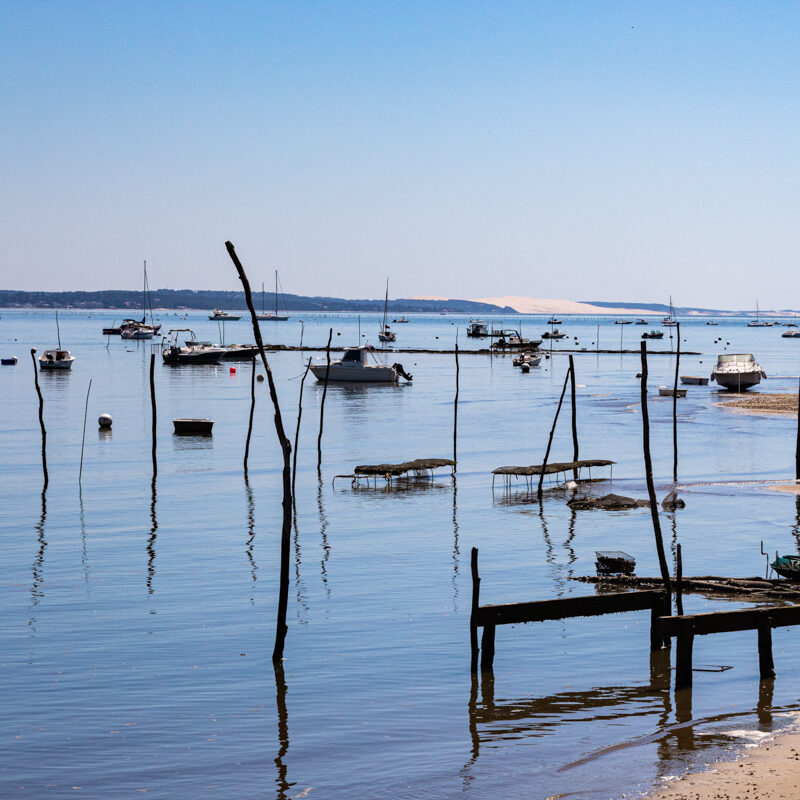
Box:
left=229, top=366, right=236, bottom=375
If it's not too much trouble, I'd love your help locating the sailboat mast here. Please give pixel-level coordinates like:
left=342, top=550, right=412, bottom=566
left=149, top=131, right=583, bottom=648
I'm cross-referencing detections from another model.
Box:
left=262, top=282, right=265, bottom=314
left=56, top=309, right=62, bottom=350
left=275, top=270, right=279, bottom=316
left=382, top=279, right=389, bottom=330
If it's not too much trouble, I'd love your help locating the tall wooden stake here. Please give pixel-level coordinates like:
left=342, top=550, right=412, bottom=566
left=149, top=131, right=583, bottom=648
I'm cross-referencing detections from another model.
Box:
left=244, top=355, right=256, bottom=475
left=453, top=336, right=460, bottom=470
left=569, top=354, right=578, bottom=480
left=149, top=353, right=157, bottom=478
left=292, top=358, right=312, bottom=501
left=30, top=349, right=48, bottom=490
left=317, top=328, right=332, bottom=474
left=796, top=375, right=800, bottom=481
left=79, top=379, right=93, bottom=485
left=470, top=547, right=480, bottom=672
left=640, top=341, right=672, bottom=597
left=672, top=322, right=680, bottom=482
left=225, top=241, right=294, bottom=664
left=537, top=364, right=571, bottom=502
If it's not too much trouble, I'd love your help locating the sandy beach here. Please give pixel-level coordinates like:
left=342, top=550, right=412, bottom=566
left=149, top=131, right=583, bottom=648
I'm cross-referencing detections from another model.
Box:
left=715, top=393, right=798, bottom=416
left=645, top=731, right=800, bottom=799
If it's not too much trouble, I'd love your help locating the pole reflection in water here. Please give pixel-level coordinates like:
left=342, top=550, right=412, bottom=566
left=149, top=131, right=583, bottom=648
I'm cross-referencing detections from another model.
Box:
left=563, top=503, right=577, bottom=581
left=29, top=489, right=48, bottom=629
left=79, top=488, right=90, bottom=590
left=292, top=514, right=310, bottom=624
left=147, top=476, right=157, bottom=595
left=792, top=496, right=800, bottom=551
left=757, top=678, right=775, bottom=729
left=273, top=662, right=295, bottom=799
left=452, top=475, right=459, bottom=612
left=317, top=480, right=331, bottom=601
left=244, top=477, right=257, bottom=605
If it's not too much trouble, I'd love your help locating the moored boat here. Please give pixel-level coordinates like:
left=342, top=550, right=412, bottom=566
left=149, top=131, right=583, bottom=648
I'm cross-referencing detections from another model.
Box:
left=378, top=279, right=396, bottom=342
left=658, top=386, right=686, bottom=398
left=1, top=356, right=18, bottom=365
left=680, top=375, right=709, bottom=386
left=710, top=353, right=766, bottom=391
left=209, top=309, right=243, bottom=321
left=542, top=328, right=567, bottom=340
left=641, top=330, right=663, bottom=339
left=466, top=319, right=489, bottom=337
left=309, top=346, right=411, bottom=383
left=256, top=272, right=290, bottom=321
left=162, top=329, right=225, bottom=365
left=615, top=319, right=632, bottom=325
left=772, top=555, right=800, bottom=581
left=39, top=349, right=75, bottom=370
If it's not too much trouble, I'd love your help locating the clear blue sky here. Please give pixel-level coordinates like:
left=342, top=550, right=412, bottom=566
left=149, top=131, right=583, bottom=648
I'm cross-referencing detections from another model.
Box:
left=1, top=1, right=799, bottom=308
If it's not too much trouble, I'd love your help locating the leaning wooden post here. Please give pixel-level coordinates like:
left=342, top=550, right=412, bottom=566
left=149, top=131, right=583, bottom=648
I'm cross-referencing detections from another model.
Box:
left=537, top=364, right=572, bottom=502
left=30, top=348, right=48, bottom=490
left=226, top=241, right=294, bottom=664
left=758, top=614, right=776, bottom=679
left=569, top=354, right=578, bottom=480
left=292, top=357, right=312, bottom=501
left=470, top=547, right=480, bottom=673
left=795, top=375, right=800, bottom=480
left=453, top=336, right=460, bottom=470
left=672, top=322, right=680, bottom=482
left=316, top=328, right=332, bottom=474
left=149, top=353, right=157, bottom=478
left=480, top=623, right=496, bottom=671
left=676, top=542, right=684, bottom=616
left=78, top=379, right=93, bottom=485
left=243, top=355, right=256, bottom=475
left=640, top=341, right=672, bottom=598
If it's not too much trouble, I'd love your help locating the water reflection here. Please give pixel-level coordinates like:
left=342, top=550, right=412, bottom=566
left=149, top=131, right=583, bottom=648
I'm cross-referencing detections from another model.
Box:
left=452, top=476, right=459, bottom=612
left=244, top=477, right=257, bottom=605
left=293, top=514, right=309, bottom=624
left=79, top=489, right=90, bottom=590
left=792, top=496, right=800, bottom=552
left=317, top=480, right=331, bottom=601
left=147, top=476, right=157, bottom=595
left=172, top=435, right=214, bottom=452
left=29, top=489, right=47, bottom=628
left=273, top=662, right=295, bottom=799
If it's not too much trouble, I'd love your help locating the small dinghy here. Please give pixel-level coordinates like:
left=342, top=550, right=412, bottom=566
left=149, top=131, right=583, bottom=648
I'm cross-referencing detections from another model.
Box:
left=680, top=375, right=709, bottom=386
left=1, top=356, right=18, bottom=365
left=658, top=386, right=687, bottom=397
left=595, top=551, right=636, bottom=576
left=173, top=418, right=214, bottom=435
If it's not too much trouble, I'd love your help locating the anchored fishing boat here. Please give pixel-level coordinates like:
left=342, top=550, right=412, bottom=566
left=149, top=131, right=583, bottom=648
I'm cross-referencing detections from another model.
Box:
left=162, top=330, right=225, bottom=365
left=641, top=330, right=664, bottom=339
left=710, top=353, right=766, bottom=391
left=542, top=328, right=567, bottom=340
left=466, top=319, right=489, bottom=337
left=309, top=346, right=411, bottom=383
left=208, top=309, right=242, bottom=321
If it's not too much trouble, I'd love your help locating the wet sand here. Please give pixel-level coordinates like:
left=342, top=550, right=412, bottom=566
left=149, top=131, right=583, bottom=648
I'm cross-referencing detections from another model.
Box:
left=645, top=731, right=800, bottom=799
left=716, top=393, right=798, bottom=416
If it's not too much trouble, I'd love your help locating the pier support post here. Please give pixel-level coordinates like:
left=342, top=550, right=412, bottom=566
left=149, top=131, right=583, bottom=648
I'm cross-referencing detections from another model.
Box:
left=758, top=616, right=776, bottom=679
left=30, top=349, right=48, bottom=490
left=675, top=619, right=694, bottom=688
left=244, top=355, right=256, bottom=475
left=676, top=542, right=684, bottom=616
left=480, top=624, right=495, bottom=671
left=453, top=338, right=459, bottom=470
left=672, top=322, right=680, bottom=481
left=569, top=355, right=578, bottom=480
left=470, top=547, right=480, bottom=672
left=317, top=328, right=332, bottom=474
left=650, top=597, right=668, bottom=651
left=149, top=353, right=157, bottom=478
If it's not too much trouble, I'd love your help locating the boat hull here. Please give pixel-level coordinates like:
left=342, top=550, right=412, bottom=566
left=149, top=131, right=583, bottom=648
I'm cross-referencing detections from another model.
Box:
left=680, top=376, right=709, bottom=386
left=39, top=359, right=74, bottom=370
left=310, top=364, right=398, bottom=383
left=712, top=371, right=762, bottom=391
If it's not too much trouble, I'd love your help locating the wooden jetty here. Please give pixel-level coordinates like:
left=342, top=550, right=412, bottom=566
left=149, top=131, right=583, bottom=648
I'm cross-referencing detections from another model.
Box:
left=492, top=459, right=614, bottom=489
left=470, top=548, right=669, bottom=672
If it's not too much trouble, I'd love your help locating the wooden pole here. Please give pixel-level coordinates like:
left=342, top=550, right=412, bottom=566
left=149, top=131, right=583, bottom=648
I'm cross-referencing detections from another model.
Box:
left=225, top=241, right=294, bottom=664
left=317, top=328, right=332, bottom=474
left=676, top=542, right=684, bottom=616
left=675, top=619, right=694, bottom=688
left=672, top=322, right=680, bottom=482
left=79, top=379, right=92, bottom=485
left=569, top=354, right=578, bottom=480
left=796, top=375, right=800, bottom=481
left=758, top=616, right=776, bottom=679
left=292, top=357, right=312, bottom=501
left=149, top=353, right=157, bottom=478
left=470, top=547, right=480, bottom=672
left=244, top=355, right=256, bottom=475
left=30, top=349, right=48, bottom=490
left=453, top=336, right=459, bottom=470
left=640, top=341, right=672, bottom=597
left=537, top=364, right=571, bottom=502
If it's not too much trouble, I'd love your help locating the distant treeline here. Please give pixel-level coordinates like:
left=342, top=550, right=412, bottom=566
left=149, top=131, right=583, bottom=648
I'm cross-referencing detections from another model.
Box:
left=0, top=289, right=515, bottom=314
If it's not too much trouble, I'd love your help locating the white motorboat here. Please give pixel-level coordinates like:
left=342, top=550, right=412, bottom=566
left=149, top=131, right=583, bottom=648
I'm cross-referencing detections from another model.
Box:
left=706, top=320, right=719, bottom=325
left=782, top=329, right=800, bottom=338
left=39, top=348, right=75, bottom=370
left=121, top=325, right=155, bottom=339
left=680, top=375, right=709, bottom=386
left=162, top=329, right=225, bottom=365
left=710, top=353, right=766, bottom=391
left=39, top=311, right=75, bottom=370
left=309, top=347, right=411, bottom=383
left=209, top=309, right=243, bottom=321
left=615, top=319, right=632, bottom=325
left=512, top=353, right=542, bottom=368
left=547, top=316, right=562, bottom=325
left=466, top=319, right=489, bottom=337
left=635, top=318, right=648, bottom=325
left=542, top=328, right=567, bottom=340
left=491, top=329, right=541, bottom=350
left=658, top=386, right=686, bottom=398
left=393, top=316, right=410, bottom=324
left=378, top=279, right=396, bottom=342
left=256, top=272, right=290, bottom=320
left=642, top=330, right=664, bottom=339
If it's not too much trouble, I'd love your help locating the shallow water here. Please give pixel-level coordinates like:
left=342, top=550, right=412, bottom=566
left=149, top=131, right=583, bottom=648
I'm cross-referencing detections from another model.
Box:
left=3, top=310, right=800, bottom=799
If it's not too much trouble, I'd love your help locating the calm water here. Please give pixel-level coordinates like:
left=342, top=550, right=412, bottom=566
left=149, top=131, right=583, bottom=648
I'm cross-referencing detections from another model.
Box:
left=4, top=310, right=800, bottom=799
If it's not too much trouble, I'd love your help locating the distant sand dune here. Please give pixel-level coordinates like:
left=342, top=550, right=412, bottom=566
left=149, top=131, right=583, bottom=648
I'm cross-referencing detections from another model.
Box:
left=476, top=296, right=658, bottom=315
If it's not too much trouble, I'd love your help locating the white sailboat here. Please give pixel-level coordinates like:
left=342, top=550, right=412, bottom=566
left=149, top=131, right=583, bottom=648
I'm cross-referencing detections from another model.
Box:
left=121, top=261, right=161, bottom=338
left=662, top=296, right=678, bottom=326
left=747, top=301, right=773, bottom=327
left=378, top=279, right=396, bottom=342
left=257, top=271, right=290, bottom=321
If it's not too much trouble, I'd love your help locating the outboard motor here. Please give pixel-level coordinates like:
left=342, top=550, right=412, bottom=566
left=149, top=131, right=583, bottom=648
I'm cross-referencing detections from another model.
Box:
left=392, top=363, right=413, bottom=381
